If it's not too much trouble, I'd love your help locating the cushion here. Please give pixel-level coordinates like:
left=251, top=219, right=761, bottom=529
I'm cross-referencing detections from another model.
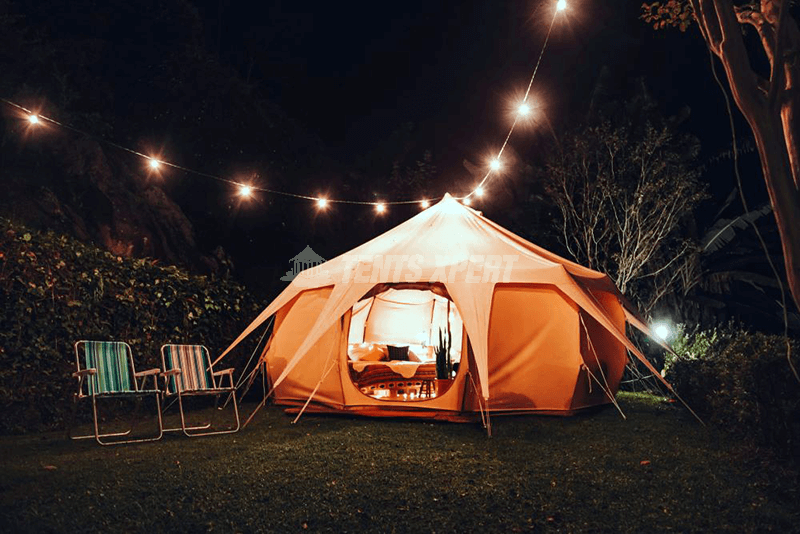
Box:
left=406, top=347, right=423, bottom=362
left=356, top=345, right=388, bottom=362
left=387, top=345, right=409, bottom=361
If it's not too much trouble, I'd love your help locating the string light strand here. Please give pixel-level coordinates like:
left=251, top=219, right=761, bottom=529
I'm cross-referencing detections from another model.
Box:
left=462, top=3, right=563, bottom=201
left=1, top=1, right=567, bottom=210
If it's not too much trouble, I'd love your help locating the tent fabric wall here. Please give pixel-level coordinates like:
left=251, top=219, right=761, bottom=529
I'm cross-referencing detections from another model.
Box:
left=265, top=287, right=345, bottom=407
left=487, top=285, right=581, bottom=412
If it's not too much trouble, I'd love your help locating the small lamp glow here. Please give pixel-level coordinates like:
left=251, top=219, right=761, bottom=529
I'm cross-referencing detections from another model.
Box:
left=490, top=158, right=502, bottom=171
left=28, top=114, right=39, bottom=125
left=556, top=0, right=567, bottom=11
left=375, top=203, right=386, bottom=214
left=652, top=322, right=671, bottom=341
left=238, top=184, right=253, bottom=197
left=148, top=158, right=161, bottom=170
left=463, top=197, right=472, bottom=206
left=517, top=103, right=530, bottom=116
left=420, top=199, right=430, bottom=209
left=316, top=198, right=328, bottom=209
left=474, top=186, right=485, bottom=197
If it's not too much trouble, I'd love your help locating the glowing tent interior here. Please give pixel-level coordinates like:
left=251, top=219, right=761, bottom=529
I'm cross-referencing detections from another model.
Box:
left=220, top=194, right=676, bottom=429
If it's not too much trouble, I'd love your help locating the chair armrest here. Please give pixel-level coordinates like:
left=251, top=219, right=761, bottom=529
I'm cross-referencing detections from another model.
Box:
left=160, top=369, right=182, bottom=377
left=212, top=368, right=235, bottom=376
left=135, top=368, right=160, bottom=378
left=72, top=368, right=97, bottom=378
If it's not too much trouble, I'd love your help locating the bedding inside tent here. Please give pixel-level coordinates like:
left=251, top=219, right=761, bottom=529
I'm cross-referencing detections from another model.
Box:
left=346, top=288, right=464, bottom=401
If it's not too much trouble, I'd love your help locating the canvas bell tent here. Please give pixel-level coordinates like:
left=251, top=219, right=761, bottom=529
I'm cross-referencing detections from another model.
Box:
left=220, top=194, right=675, bottom=427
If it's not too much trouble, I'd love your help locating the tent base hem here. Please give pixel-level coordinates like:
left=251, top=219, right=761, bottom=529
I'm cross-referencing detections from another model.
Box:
left=277, top=400, right=613, bottom=422
left=281, top=402, right=478, bottom=422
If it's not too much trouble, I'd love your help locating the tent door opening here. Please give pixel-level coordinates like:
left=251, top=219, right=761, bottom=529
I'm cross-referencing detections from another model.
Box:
left=346, top=287, right=464, bottom=402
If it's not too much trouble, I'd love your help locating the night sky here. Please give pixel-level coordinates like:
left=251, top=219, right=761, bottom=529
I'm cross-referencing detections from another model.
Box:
left=190, top=0, right=765, bottom=201
left=0, top=0, right=779, bottom=300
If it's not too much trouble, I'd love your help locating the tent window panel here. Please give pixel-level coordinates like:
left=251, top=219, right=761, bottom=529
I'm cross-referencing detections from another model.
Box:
left=346, top=288, right=464, bottom=402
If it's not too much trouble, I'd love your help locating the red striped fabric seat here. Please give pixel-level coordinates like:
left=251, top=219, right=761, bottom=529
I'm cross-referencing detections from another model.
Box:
left=162, top=344, right=214, bottom=394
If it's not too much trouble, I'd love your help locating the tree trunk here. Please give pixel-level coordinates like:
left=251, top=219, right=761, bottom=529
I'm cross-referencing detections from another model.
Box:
left=749, top=105, right=800, bottom=311
left=691, top=0, right=800, bottom=311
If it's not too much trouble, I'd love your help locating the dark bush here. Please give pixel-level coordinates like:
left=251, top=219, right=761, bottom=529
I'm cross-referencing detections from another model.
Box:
left=0, top=219, right=263, bottom=433
left=667, top=329, right=800, bottom=463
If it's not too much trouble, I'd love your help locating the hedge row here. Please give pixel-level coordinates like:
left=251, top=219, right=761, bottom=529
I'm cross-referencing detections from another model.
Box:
left=0, top=219, right=263, bottom=433
left=666, top=329, right=800, bottom=463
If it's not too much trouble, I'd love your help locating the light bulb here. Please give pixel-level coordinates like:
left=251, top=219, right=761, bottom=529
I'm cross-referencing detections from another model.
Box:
left=375, top=203, right=386, bottom=214
left=420, top=199, right=430, bottom=209
left=518, top=103, right=530, bottom=116
left=239, top=184, right=253, bottom=197
left=652, top=322, right=671, bottom=341
left=557, top=0, right=567, bottom=12
left=316, top=198, right=328, bottom=209
left=474, top=186, right=484, bottom=197
left=28, top=114, right=39, bottom=125
left=148, top=158, right=161, bottom=170
left=490, top=158, right=501, bottom=171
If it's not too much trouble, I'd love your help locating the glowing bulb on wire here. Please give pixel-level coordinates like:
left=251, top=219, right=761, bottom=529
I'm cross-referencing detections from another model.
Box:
left=375, top=203, right=386, bottom=214
left=316, top=198, right=328, bottom=209
left=557, top=0, right=567, bottom=11
left=463, top=197, right=472, bottom=206
left=28, top=114, right=39, bottom=125
left=238, top=184, right=253, bottom=198
left=420, top=199, right=430, bottom=209
left=517, top=103, right=530, bottom=116
left=490, top=158, right=502, bottom=171
left=148, top=158, right=161, bottom=170
left=474, top=186, right=485, bottom=197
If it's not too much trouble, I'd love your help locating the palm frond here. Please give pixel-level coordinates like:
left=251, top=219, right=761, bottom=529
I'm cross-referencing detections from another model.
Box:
left=701, top=204, right=772, bottom=253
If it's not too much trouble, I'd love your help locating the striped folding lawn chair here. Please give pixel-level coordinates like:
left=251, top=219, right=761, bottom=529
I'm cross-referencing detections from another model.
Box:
left=69, top=340, right=163, bottom=445
left=160, top=344, right=240, bottom=436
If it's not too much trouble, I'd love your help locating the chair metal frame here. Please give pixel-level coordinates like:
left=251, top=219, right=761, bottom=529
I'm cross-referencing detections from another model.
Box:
left=69, top=340, right=163, bottom=445
left=160, top=344, right=240, bottom=437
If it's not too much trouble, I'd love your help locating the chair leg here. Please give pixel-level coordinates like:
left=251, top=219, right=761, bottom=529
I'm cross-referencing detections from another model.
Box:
left=68, top=394, right=133, bottom=441
left=180, top=391, right=240, bottom=437
left=162, top=393, right=212, bottom=433
left=90, top=394, right=163, bottom=446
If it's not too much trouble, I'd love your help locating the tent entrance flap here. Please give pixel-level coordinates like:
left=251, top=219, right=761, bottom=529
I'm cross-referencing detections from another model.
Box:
left=346, top=287, right=464, bottom=402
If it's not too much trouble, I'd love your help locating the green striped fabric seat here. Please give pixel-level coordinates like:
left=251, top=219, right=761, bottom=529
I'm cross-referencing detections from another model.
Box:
left=163, top=345, right=213, bottom=394
left=84, top=341, right=134, bottom=395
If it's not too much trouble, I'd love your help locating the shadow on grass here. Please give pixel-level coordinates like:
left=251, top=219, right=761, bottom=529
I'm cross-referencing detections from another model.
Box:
left=0, top=392, right=797, bottom=533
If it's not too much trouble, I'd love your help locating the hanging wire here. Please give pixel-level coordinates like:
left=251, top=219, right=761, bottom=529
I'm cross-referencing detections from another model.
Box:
left=1, top=2, right=568, bottom=208
left=462, top=5, right=562, bottom=200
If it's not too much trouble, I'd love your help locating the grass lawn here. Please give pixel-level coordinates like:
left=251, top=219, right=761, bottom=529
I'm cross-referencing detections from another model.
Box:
left=1, top=392, right=797, bottom=533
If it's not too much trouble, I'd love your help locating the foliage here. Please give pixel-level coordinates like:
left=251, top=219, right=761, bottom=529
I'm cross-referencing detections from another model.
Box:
left=674, top=205, right=800, bottom=333
left=641, top=1, right=695, bottom=31
left=663, top=323, right=736, bottom=373
left=0, top=218, right=261, bottom=433
left=434, top=326, right=452, bottom=380
left=541, top=82, right=706, bottom=312
left=667, top=329, right=800, bottom=462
